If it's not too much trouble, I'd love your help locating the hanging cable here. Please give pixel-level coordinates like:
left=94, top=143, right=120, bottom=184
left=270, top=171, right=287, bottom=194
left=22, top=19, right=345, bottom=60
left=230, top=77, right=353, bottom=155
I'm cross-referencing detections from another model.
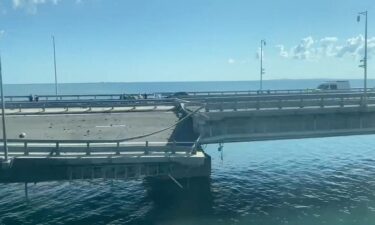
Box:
left=218, top=142, right=224, bottom=161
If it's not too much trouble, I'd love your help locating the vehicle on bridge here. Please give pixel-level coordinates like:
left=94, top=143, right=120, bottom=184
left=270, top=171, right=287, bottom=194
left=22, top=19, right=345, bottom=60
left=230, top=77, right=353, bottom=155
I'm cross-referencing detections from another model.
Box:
left=316, top=80, right=351, bottom=91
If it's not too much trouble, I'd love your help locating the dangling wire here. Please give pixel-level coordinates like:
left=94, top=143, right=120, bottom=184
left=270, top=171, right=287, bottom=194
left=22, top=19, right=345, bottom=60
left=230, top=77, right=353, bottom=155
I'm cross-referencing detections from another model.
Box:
left=218, top=143, right=224, bottom=161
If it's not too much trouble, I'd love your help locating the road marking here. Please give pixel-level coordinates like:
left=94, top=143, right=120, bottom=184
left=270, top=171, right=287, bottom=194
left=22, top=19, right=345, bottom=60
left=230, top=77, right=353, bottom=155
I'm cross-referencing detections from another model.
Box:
left=95, top=124, right=127, bottom=128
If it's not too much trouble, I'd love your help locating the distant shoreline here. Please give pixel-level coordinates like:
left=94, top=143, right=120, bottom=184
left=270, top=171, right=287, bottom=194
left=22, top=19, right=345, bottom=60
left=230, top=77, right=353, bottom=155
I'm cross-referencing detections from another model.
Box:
left=4, top=78, right=374, bottom=86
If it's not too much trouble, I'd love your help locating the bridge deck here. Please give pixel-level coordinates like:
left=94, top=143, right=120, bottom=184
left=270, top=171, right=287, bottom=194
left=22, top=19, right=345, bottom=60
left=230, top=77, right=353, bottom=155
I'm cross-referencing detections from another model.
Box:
left=0, top=110, right=179, bottom=142
left=2, top=90, right=375, bottom=182
left=0, top=107, right=207, bottom=183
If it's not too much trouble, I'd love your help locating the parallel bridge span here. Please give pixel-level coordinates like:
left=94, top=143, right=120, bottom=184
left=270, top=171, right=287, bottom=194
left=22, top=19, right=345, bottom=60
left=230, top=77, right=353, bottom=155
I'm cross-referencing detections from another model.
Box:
left=186, top=92, right=375, bottom=143
left=1, top=90, right=375, bottom=183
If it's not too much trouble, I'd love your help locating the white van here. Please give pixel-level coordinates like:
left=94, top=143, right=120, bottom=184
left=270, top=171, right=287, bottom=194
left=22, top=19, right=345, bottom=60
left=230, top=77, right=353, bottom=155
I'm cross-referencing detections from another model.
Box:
left=316, top=80, right=351, bottom=91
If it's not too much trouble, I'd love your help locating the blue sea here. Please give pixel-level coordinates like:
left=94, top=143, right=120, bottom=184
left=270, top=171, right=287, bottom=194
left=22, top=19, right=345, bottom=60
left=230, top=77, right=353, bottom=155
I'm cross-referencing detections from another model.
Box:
left=1, top=79, right=375, bottom=225
left=3, top=79, right=375, bottom=95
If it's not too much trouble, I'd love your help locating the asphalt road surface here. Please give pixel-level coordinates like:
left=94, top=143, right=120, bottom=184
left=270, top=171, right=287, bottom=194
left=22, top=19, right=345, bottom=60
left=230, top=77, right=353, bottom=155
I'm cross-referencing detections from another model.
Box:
left=0, top=111, right=179, bottom=142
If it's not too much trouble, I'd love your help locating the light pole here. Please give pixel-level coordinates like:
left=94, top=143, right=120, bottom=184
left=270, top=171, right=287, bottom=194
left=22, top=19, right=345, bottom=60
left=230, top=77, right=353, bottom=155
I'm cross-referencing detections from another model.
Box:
left=357, top=11, right=368, bottom=103
left=259, top=39, right=266, bottom=91
left=52, top=35, right=58, bottom=96
left=0, top=55, right=8, bottom=162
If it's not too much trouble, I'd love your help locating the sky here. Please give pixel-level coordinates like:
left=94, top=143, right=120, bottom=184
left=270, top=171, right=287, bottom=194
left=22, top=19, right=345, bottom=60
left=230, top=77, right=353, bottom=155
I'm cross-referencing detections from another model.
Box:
left=0, top=0, right=374, bottom=84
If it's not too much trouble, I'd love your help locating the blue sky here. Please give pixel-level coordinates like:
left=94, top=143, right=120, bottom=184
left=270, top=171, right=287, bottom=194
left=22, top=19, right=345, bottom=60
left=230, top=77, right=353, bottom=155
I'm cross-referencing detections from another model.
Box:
left=0, top=0, right=374, bottom=83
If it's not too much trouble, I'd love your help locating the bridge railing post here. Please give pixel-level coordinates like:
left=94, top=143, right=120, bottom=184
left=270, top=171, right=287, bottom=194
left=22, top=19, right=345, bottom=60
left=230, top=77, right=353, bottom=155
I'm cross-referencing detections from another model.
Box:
left=116, top=142, right=120, bottom=155
left=86, top=142, right=90, bottom=155
left=144, top=141, right=149, bottom=155
left=24, top=142, right=28, bottom=156
left=360, top=95, right=366, bottom=107
left=55, top=142, right=60, bottom=156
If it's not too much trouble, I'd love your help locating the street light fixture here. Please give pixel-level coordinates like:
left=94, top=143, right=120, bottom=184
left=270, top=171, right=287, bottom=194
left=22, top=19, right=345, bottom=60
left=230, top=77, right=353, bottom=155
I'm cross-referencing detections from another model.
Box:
left=259, top=39, right=266, bottom=91
left=357, top=11, right=368, bottom=104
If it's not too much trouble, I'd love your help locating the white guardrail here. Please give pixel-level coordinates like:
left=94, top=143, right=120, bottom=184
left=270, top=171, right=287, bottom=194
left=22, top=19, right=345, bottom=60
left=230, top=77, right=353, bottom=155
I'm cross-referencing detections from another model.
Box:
left=3, top=88, right=375, bottom=102
left=0, top=140, right=198, bottom=156
left=185, top=92, right=375, bottom=111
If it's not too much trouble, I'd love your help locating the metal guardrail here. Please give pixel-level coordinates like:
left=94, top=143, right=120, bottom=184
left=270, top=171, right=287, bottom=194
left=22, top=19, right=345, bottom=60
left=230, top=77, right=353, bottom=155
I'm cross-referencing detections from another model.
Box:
left=185, top=92, right=375, bottom=111
left=0, top=140, right=196, bottom=156
left=4, top=94, right=138, bottom=102
left=4, top=88, right=375, bottom=103
left=165, top=88, right=375, bottom=97
left=3, top=91, right=374, bottom=113
left=4, top=99, right=178, bottom=110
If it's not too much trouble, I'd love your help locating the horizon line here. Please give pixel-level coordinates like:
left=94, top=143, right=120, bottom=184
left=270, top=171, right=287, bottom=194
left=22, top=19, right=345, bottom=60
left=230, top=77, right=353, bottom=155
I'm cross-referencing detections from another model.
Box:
left=2, top=78, right=373, bottom=86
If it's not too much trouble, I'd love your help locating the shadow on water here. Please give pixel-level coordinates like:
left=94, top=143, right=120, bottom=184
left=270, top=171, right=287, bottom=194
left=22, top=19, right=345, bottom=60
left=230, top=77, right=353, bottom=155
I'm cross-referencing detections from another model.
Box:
left=0, top=177, right=213, bottom=225
left=137, top=177, right=214, bottom=225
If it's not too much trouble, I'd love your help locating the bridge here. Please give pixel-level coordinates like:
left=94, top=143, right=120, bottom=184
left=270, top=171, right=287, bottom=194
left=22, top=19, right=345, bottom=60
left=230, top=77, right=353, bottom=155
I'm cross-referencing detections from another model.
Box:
left=1, top=89, right=375, bottom=184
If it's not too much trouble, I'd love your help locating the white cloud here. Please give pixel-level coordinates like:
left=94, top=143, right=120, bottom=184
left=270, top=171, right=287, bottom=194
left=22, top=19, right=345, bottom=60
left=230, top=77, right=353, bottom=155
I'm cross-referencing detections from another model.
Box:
left=227, top=58, right=235, bottom=64
left=335, top=35, right=364, bottom=59
left=319, top=37, right=338, bottom=57
left=276, top=45, right=288, bottom=58
left=332, top=35, right=375, bottom=59
left=291, top=36, right=316, bottom=60
left=278, top=35, right=375, bottom=60
left=368, top=37, right=375, bottom=57
left=12, top=0, right=60, bottom=14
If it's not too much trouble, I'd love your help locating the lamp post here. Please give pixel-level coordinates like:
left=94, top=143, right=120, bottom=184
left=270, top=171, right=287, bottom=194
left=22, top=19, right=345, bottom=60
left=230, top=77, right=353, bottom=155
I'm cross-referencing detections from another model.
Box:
left=52, top=35, right=58, bottom=97
left=0, top=55, right=8, bottom=161
left=357, top=11, right=368, bottom=104
left=259, top=39, right=266, bottom=91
